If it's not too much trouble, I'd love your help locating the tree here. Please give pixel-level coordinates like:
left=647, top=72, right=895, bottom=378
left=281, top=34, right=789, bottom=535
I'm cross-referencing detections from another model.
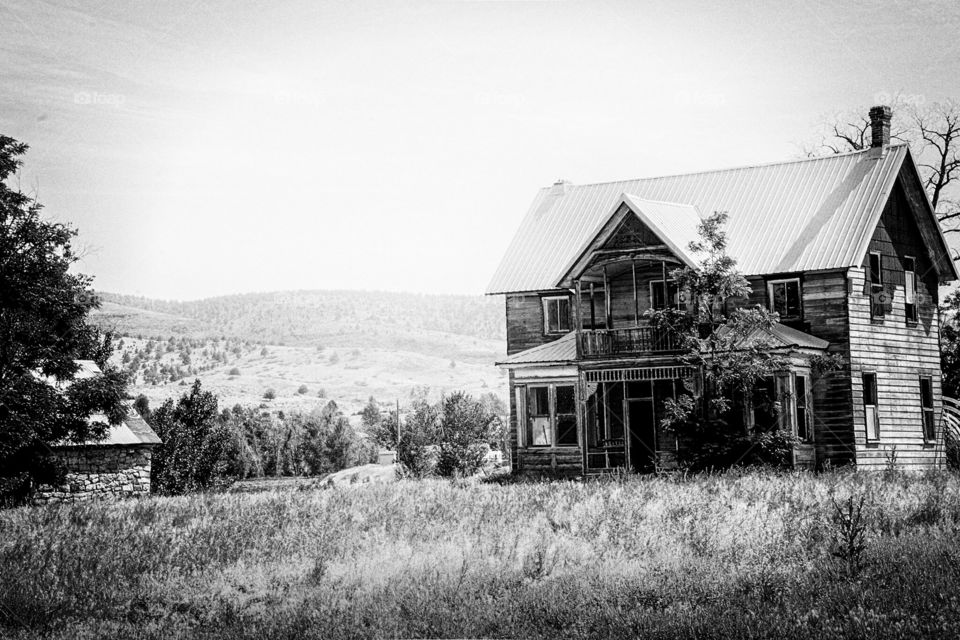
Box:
left=263, top=388, right=276, bottom=400
left=810, top=100, right=960, bottom=236
left=941, top=290, right=960, bottom=398
left=359, top=396, right=381, bottom=430
left=0, top=135, right=127, bottom=495
left=297, top=384, right=308, bottom=395
left=651, top=212, right=831, bottom=469
left=149, top=380, right=233, bottom=494
left=434, top=391, right=499, bottom=477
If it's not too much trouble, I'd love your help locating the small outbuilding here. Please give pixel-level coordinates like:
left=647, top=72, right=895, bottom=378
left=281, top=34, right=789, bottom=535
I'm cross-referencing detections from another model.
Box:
left=34, top=361, right=162, bottom=503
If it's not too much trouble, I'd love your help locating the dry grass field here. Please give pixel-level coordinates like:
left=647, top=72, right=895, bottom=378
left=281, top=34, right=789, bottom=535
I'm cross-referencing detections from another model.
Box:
left=3, top=469, right=960, bottom=639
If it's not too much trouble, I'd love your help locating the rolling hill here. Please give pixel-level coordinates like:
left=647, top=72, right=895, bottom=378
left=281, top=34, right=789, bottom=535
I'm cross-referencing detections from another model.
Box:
left=91, top=290, right=508, bottom=415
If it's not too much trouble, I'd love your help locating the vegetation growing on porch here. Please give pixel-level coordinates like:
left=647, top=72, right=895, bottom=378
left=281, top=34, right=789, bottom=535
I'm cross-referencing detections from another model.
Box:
left=649, top=212, right=843, bottom=469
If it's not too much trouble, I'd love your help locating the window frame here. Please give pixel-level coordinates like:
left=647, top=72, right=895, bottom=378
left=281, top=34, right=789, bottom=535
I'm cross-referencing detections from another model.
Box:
left=904, top=255, right=918, bottom=323
left=920, top=376, right=935, bottom=443
left=649, top=279, right=682, bottom=311
left=869, top=252, right=885, bottom=319
left=542, top=295, right=571, bottom=335
left=766, top=277, right=803, bottom=321
left=795, top=374, right=813, bottom=443
left=863, top=372, right=880, bottom=442
left=520, top=382, right=579, bottom=449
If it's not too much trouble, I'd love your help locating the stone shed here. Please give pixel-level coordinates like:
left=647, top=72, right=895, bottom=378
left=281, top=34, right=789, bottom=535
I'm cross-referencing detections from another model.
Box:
left=34, top=362, right=162, bottom=503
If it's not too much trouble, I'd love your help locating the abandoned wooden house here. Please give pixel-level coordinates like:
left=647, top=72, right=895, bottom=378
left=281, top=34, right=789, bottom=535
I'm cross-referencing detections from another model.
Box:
left=488, top=106, right=957, bottom=475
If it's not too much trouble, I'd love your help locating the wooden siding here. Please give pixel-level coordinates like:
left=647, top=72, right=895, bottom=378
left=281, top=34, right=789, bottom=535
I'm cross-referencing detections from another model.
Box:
left=847, top=180, right=945, bottom=470
left=505, top=293, right=569, bottom=355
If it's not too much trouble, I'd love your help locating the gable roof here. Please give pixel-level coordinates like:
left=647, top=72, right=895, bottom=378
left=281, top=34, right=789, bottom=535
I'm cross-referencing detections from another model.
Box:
left=557, top=195, right=702, bottom=284
left=487, top=145, right=958, bottom=294
left=52, top=361, right=162, bottom=448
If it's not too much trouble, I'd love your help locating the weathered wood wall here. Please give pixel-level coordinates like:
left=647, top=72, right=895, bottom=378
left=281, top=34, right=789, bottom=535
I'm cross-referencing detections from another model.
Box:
left=846, top=179, right=944, bottom=470
left=505, top=292, right=569, bottom=355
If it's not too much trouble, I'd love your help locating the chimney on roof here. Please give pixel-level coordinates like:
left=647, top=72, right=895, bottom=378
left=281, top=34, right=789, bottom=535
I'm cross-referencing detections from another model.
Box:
left=869, top=105, right=892, bottom=149
left=550, top=179, right=572, bottom=196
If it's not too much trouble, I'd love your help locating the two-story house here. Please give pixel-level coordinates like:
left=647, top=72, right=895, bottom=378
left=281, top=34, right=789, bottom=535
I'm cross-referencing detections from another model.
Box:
left=487, top=106, right=958, bottom=475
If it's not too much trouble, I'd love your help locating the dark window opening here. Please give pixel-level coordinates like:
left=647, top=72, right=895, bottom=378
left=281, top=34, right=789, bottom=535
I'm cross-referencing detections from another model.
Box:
left=650, top=280, right=681, bottom=311
left=796, top=375, right=811, bottom=442
left=905, top=256, right=918, bottom=323
left=543, top=297, right=571, bottom=334
left=863, top=372, right=879, bottom=441
left=920, top=377, right=935, bottom=442
left=768, top=279, right=802, bottom=320
left=869, top=253, right=886, bottom=318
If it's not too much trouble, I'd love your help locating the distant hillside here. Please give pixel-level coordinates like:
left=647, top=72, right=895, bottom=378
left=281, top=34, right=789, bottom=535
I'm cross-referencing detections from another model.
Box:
left=95, top=290, right=505, bottom=345
left=90, top=290, right=508, bottom=415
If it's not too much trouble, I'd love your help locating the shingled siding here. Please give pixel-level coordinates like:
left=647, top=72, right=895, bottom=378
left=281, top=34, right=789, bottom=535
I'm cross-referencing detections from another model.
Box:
left=506, top=292, right=570, bottom=355
left=34, top=446, right=153, bottom=503
left=847, top=182, right=944, bottom=470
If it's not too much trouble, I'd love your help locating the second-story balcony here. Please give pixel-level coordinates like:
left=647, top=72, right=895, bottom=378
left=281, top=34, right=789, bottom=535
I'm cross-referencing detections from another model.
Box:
left=579, top=326, right=681, bottom=358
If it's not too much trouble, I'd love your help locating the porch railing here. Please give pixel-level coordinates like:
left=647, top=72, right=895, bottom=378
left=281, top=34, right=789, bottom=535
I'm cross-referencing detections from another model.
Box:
left=579, top=326, right=680, bottom=358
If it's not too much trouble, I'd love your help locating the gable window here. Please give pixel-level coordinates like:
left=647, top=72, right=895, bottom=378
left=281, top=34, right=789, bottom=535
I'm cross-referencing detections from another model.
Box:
left=863, top=372, right=879, bottom=442
left=920, top=376, right=935, bottom=442
left=650, top=280, right=681, bottom=311
left=869, top=252, right=885, bottom=318
left=542, top=296, right=571, bottom=334
left=904, top=256, right=918, bottom=323
left=523, top=383, right=578, bottom=448
left=767, top=278, right=802, bottom=321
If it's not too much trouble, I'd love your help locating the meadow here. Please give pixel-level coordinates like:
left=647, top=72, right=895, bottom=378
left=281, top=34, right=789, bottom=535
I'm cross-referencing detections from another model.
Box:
left=2, top=470, right=960, bottom=639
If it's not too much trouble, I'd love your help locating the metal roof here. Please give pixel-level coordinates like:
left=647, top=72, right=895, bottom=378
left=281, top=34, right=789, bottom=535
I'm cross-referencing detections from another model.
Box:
left=488, top=145, right=949, bottom=294
left=497, top=331, right=577, bottom=367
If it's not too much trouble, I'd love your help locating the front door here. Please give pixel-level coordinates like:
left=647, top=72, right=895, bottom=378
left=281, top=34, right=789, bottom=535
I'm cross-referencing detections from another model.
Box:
left=627, top=398, right=656, bottom=472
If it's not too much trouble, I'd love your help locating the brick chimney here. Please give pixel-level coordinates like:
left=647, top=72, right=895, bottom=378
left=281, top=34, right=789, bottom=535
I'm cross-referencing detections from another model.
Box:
left=869, top=105, right=892, bottom=149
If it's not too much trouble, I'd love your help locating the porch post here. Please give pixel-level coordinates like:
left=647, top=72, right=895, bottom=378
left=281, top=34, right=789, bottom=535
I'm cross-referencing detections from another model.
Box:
left=589, top=283, right=596, bottom=329
left=603, top=265, right=611, bottom=329
left=632, top=259, right=639, bottom=326
left=574, top=279, right=583, bottom=359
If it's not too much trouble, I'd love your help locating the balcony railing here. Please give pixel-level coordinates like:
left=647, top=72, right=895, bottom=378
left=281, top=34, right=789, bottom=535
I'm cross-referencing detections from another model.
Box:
left=579, top=326, right=680, bottom=358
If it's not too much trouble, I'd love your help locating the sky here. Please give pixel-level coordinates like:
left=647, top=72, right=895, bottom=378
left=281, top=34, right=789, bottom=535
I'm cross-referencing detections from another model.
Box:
left=2, top=0, right=959, bottom=300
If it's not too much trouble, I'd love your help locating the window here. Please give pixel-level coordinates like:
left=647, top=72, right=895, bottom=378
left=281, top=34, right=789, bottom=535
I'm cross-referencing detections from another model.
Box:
left=767, top=278, right=802, bottom=320
left=863, top=372, right=879, bottom=441
left=869, top=252, right=885, bottom=318
left=527, top=386, right=551, bottom=446
left=524, top=383, right=578, bottom=447
left=650, top=280, right=681, bottom=310
left=542, top=296, right=571, bottom=334
left=555, top=385, right=578, bottom=446
left=920, top=376, right=935, bottom=442
left=905, top=256, right=918, bottom=322
left=796, top=375, right=812, bottom=442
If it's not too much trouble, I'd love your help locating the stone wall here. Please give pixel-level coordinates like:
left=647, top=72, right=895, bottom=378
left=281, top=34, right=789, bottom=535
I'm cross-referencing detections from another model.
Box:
left=34, top=445, right=153, bottom=503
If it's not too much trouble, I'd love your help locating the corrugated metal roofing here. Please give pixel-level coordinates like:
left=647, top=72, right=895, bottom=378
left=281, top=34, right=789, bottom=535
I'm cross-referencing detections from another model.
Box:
left=497, top=331, right=577, bottom=366
left=487, top=146, right=915, bottom=294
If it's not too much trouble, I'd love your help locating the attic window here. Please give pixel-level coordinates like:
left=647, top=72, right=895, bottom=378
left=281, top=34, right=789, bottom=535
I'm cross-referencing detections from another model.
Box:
left=869, top=252, right=886, bottom=318
left=767, top=278, right=802, bottom=320
left=904, top=256, right=918, bottom=323
left=542, top=296, right=571, bottom=334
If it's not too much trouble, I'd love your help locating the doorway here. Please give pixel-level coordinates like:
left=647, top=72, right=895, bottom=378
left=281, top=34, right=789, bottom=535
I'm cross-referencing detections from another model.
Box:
left=627, top=398, right=656, bottom=472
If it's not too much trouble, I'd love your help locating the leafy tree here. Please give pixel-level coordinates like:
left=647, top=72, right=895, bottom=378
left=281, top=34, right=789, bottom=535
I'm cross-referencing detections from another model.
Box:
left=0, top=135, right=127, bottom=496
left=652, top=212, right=830, bottom=469
left=434, top=391, right=499, bottom=477
left=149, top=380, right=233, bottom=494
left=360, top=396, right=381, bottom=430
left=941, top=289, right=960, bottom=398
left=373, top=389, right=437, bottom=477
left=297, top=384, right=308, bottom=395
left=263, top=388, right=276, bottom=400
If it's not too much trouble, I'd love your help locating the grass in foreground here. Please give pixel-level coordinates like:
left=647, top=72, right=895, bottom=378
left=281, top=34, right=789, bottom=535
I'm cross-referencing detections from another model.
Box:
left=2, top=469, right=960, bottom=639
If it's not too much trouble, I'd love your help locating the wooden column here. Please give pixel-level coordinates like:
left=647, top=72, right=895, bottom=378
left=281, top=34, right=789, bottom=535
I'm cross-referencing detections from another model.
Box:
left=632, top=259, right=639, bottom=326
left=603, top=265, right=611, bottom=329
left=574, top=279, right=583, bottom=359
left=589, top=283, right=596, bottom=329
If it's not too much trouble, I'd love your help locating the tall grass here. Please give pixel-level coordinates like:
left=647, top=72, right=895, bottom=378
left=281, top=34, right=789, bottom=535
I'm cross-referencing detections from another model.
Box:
left=2, top=470, right=960, bottom=639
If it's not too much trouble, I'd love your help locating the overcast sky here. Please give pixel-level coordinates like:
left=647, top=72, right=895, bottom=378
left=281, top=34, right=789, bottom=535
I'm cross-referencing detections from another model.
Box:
left=2, top=0, right=959, bottom=300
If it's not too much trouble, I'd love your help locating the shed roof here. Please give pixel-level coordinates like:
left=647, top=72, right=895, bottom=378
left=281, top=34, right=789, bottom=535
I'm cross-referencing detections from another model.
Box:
left=487, top=145, right=956, bottom=294
left=497, top=331, right=577, bottom=367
